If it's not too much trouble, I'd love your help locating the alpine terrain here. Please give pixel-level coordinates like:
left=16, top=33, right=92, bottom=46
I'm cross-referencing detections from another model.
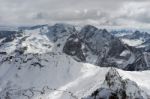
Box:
left=0, top=24, right=150, bottom=99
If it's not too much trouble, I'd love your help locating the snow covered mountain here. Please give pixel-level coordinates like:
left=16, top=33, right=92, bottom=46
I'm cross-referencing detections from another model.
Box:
left=0, top=24, right=150, bottom=99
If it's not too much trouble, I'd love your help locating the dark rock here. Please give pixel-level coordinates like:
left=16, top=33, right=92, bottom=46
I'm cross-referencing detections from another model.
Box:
left=0, top=52, right=7, bottom=55
left=63, top=34, right=85, bottom=61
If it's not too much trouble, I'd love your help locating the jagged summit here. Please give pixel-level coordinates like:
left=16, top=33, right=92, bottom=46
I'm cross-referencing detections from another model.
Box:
left=83, top=68, right=148, bottom=99
left=79, top=25, right=98, bottom=39
left=48, top=23, right=76, bottom=34
left=105, top=67, right=121, bottom=80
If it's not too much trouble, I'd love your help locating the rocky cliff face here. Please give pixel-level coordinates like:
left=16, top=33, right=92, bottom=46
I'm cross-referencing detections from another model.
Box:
left=63, top=25, right=150, bottom=71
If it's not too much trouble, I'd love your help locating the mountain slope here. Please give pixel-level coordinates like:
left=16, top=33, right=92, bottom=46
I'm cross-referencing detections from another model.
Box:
left=0, top=53, right=150, bottom=99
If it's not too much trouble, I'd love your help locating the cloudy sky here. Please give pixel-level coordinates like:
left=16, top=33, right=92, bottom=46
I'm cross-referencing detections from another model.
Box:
left=0, top=0, right=150, bottom=27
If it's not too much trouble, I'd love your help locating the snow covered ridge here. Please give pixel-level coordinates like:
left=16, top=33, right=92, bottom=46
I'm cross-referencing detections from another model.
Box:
left=0, top=23, right=150, bottom=99
left=0, top=53, right=150, bottom=99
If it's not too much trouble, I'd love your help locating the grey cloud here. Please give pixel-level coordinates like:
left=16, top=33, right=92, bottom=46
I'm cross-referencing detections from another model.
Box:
left=114, top=3, right=150, bottom=24
left=0, top=0, right=150, bottom=27
left=33, top=9, right=108, bottom=21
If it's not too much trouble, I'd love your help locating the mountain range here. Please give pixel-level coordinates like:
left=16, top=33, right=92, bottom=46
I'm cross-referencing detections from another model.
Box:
left=0, top=24, right=150, bottom=99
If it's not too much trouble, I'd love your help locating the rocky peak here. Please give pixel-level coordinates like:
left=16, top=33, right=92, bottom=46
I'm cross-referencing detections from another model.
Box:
left=49, top=23, right=76, bottom=34
left=47, top=23, right=76, bottom=42
left=79, top=25, right=98, bottom=39
left=103, top=68, right=124, bottom=92
left=80, top=25, right=98, bottom=33
left=83, top=68, right=148, bottom=99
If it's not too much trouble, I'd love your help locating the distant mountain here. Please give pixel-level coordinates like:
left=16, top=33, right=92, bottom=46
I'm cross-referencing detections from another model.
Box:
left=111, top=29, right=150, bottom=51
left=0, top=24, right=150, bottom=71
